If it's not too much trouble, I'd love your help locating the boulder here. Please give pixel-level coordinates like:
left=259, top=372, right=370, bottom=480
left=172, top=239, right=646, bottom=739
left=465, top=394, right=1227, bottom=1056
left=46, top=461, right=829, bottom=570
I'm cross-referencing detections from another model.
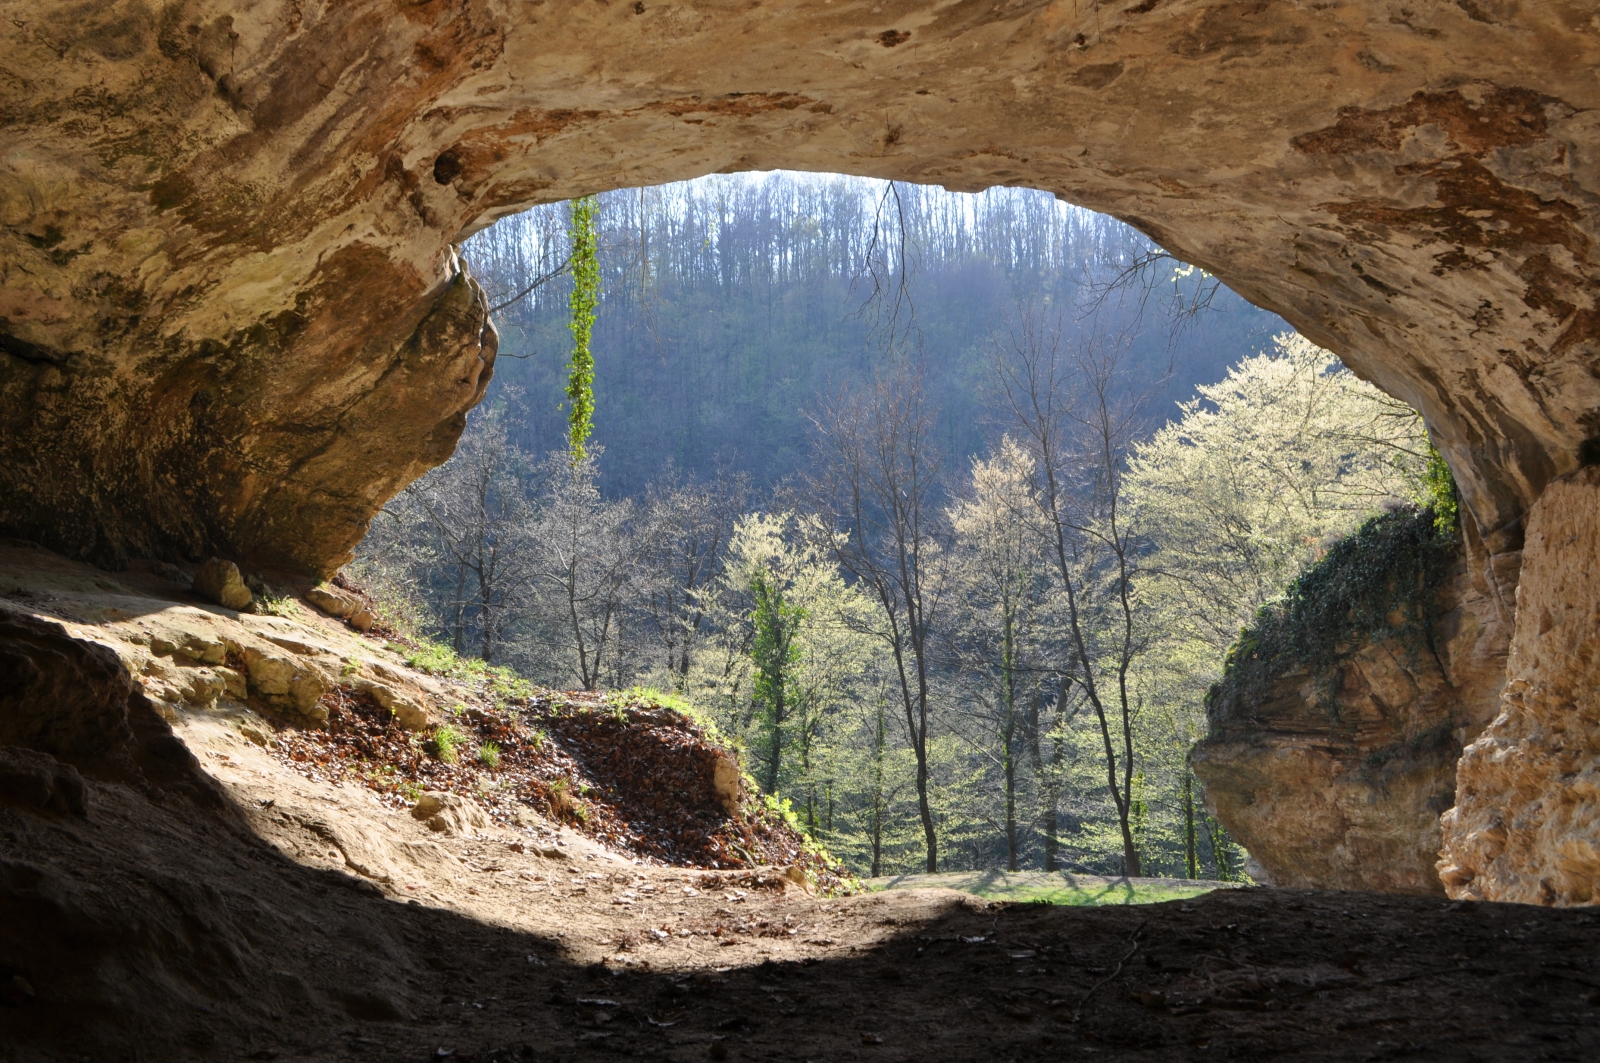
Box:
left=192, top=560, right=252, bottom=611
left=242, top=647, right=328, bottom=720
left=1193, top=528, right=1509, bottom=894
left=411, top=792, right=489, bottom=836
left=355, top=680, right=431, bottom=732
left=712, top=754, right=742, bottom=818
left=306, top=584, right=362, bottom=620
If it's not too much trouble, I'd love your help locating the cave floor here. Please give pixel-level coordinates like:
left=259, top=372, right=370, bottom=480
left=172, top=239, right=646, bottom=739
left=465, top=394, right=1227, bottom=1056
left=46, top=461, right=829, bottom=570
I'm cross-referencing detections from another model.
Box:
left=5, top=717, right=1599, bottom=1063
left=2, top=545, right=1598, bottom=1062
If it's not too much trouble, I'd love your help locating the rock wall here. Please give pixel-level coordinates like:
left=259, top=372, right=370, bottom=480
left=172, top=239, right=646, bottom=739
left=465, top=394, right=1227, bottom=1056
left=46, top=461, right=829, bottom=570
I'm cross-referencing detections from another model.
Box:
left=1439, top=465, right=1600, bottom=904
left=2, top=2, right=1599, bottom=577
left=1193, top=544, right=1509, bottom=894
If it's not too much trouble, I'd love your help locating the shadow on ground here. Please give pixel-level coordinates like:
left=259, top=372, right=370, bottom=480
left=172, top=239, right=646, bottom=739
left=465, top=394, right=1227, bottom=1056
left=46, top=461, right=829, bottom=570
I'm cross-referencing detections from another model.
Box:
left=4, top=762, right=1599, bottom=1063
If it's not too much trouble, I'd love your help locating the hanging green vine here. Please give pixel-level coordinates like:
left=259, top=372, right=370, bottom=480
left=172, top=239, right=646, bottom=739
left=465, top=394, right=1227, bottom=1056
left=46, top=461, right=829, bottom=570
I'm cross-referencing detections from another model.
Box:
left=565, top=195, right=599, bottom=461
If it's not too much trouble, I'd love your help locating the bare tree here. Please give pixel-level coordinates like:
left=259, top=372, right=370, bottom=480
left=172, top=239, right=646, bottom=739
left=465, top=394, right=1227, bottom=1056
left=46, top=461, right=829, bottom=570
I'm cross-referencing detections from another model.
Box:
left=527, top=450, right=642, bottom=691
left=635, top=466, right=752, bottom=689
left=397, top=409, right=537, bottom=662
left=807, top=360, right=947, bottom=872
left=993, top=316, right=1154, bottom=877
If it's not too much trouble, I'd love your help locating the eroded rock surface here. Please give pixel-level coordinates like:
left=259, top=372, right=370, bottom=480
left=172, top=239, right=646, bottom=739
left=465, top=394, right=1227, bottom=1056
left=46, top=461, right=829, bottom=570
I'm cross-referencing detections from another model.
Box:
left=1193, top=550, right=1509, bottom=894
left=1440, top=465, right=1600, bottom=905
left=2, top=2, right=1598, bottom=578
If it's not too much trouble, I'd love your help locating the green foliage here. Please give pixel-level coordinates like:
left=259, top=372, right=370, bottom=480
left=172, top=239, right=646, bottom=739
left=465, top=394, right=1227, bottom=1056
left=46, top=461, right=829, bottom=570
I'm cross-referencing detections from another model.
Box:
left=1419, top=441, right=1460, bottom=535
left=256, top=594, right=300, bottom=618
left=1212, top=506, right=1458, bottom=716
left=749, top=568, right=806, bottom=791
left=566, top=194, right=599, bottom=461
left=433, top=723, right=466, bottom=764
left=478, top=741, right=502, bottom=768
left=397, top=637, right=533, bottom=704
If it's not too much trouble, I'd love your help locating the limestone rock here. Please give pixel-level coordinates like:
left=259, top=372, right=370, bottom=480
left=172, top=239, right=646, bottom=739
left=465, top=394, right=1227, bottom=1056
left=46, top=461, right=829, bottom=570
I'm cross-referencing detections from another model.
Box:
left=306, top=583, right=361, bottom=620
left=712, top=754, right=742, bottom=818
left=1193, top=554, right=1509, bottom=894
left=0, top=608, right=226, bottom=803
left=192, top=560, right=252, bottom=611
left=1440, top=466, right=1600, bottom=905
left=0, top=3, right=1596, bottom=583
left=411, top=791, right=488, bottom=836
left=242, top=647, right=328, bottom=720
left=355, top=679, right=431, bottom=732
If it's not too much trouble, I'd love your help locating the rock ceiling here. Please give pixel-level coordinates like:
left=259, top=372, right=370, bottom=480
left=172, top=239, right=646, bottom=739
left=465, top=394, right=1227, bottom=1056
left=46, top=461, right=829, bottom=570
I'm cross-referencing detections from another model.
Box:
left=2, top=0, right=1596, bottom=583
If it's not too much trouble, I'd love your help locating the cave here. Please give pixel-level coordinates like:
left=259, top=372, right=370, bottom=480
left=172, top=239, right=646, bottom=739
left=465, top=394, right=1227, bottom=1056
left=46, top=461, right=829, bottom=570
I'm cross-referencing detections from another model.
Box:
left=4, top=1, right=1600, bottom=1057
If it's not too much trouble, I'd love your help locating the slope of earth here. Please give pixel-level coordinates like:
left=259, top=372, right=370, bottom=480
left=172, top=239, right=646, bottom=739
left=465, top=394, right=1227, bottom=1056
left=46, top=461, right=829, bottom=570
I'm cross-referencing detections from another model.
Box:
left=867, top=871, right=1239, bottom=907
left=3, top=541, right=1600, bottom=1060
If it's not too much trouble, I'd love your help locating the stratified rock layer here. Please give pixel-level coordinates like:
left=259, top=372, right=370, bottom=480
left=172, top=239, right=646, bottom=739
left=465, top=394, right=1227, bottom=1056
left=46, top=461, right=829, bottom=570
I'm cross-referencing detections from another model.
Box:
left=3, top=2, right=1599, bottom=578
left=1193, top=552, right=1509, bottom=894
left=1439, top=466, right=1600, bottom=905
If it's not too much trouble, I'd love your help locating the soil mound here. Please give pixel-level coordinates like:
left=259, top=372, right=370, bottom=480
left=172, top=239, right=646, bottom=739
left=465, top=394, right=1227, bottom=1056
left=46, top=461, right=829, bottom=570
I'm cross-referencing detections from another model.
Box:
left=272, top=686, right=832, bottom=877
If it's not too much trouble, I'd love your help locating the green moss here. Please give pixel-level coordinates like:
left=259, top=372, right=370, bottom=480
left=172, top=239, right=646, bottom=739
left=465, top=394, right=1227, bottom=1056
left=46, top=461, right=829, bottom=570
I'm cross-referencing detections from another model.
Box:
left=1419, top=441, right=1460, bottom=535
left=1211, top=506, right=1457, bottom=719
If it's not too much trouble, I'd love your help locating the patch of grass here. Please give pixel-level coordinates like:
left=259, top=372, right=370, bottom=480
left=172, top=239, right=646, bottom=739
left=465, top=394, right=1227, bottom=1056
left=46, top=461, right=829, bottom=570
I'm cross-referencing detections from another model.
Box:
left=432, top=723, right=465, bottom=764
left=257, top=594, right=300, bottom=618
left=867, top=870, right=1233, bottom=907
left=478, top=741, right=501, bottom=769
left=397, top=638, right=536, bottom=707
left=611, top=685, right=733, bottom=745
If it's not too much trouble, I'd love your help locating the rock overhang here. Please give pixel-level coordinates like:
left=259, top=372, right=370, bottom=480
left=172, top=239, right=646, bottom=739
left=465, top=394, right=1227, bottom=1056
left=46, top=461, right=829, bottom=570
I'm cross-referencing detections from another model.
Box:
left=1, top=0, right=1597, bottom=578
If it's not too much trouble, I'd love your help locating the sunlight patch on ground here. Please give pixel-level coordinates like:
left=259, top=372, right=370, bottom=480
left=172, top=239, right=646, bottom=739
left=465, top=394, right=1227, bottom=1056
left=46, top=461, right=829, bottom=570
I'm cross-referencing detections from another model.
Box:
left=865, top=869, right=1243, bottom=906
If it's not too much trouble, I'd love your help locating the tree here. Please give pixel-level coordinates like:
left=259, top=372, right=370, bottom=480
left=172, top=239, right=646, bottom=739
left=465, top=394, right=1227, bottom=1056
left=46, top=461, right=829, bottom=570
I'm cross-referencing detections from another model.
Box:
left=385, top=407, right=536, bottom=662
left=807, top=361, right=948, bottom=872
left=945, top=436, right=1060, bottom=871
left=707, top=513, right=877, bottom=822
left=526, top=450, right=641, bottom=690
left=748, top=565, right=805, bottom=794
left=1124, top=331, right=1431, bottom=661
left=994, top=318, right=1152, bottom=877
left=635, top=468, right=751, bottom=690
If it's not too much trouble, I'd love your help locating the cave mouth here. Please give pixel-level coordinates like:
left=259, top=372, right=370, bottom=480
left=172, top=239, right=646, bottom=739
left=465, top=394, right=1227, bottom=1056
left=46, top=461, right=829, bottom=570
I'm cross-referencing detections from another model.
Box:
left=2, top=0, right=1596, bottom=951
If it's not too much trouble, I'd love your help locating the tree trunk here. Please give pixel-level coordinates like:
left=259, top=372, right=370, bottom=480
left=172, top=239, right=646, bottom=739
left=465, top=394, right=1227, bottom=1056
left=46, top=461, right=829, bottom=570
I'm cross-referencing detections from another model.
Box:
left=1183, top=772, right=1198, bottom=880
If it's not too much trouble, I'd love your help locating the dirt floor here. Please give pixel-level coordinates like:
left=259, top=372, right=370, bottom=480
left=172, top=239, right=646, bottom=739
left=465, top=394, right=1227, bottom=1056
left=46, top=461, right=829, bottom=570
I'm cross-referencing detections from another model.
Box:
left=4, top=710, right=1598, bottom=1062
left=3, top=545, right=1600, bottom=1061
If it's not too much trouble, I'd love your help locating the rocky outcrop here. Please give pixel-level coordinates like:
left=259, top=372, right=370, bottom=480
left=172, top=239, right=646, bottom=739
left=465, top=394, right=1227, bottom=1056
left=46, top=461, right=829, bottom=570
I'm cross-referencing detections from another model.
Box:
left=1193, top=513, right=1510, bottom=894
left=2, top=3, right=1597, bottom=580
left=1439, top=465, right=1600, bottom=905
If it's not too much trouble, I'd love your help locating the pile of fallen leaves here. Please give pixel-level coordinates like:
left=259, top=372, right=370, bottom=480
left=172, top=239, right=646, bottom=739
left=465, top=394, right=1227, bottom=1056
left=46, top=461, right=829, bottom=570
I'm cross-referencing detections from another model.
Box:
left=270, top=685, right=843, bottom=883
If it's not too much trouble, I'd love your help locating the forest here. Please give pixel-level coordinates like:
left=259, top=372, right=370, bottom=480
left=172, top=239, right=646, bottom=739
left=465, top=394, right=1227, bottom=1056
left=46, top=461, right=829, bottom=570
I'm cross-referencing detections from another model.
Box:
left=352, top=173, right=1444, bottom=881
